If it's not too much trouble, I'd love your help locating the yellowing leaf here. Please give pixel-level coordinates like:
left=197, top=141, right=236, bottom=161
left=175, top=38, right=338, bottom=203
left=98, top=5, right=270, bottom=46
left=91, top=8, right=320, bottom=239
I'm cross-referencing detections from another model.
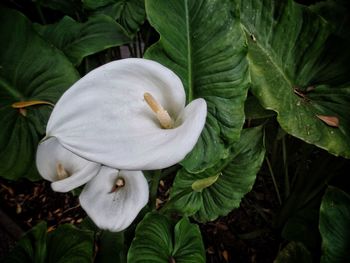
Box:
left=316, top=115, right=339, bottom=127
left=192, top=174, right=220, bottom=192
left=12, top=100, right=54, bottom=108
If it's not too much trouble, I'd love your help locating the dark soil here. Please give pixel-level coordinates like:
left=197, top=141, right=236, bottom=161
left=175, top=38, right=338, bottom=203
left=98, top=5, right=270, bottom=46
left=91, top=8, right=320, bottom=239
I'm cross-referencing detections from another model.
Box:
left=0, top=180, right=85, bottom=232
left=0, top=168, right=280, bottom=263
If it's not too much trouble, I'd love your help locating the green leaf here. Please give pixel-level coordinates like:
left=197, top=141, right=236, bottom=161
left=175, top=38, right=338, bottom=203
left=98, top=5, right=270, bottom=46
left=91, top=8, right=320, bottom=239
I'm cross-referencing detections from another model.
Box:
left=192, top=174, right=219, bottom=192
left=46, top=224, right=95, bottom=263
left=83, top=0, right=146, bottom=35
left=4, top=222, right=47, bottom=263
left=145, top=0, right=249, bottom=172
left=34, top=15, right=131, bottom=66
left=0, top=7, right=79, bottom=180
left=4, top=223, right=95, bottom=263
left=240, top=0, right=350, bottom=158
left=128, top=213, right=205, bottom=263
left=319, top=186, right=350, bottom=263
left=274, top=242, right=312, bottom=263
left=170, top=126, right=265, bottom=222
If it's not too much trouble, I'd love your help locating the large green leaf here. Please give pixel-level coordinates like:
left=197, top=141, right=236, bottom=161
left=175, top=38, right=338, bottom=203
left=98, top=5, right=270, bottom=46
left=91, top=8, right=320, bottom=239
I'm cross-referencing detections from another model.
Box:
left=34, top=15, right=131, bottom=66
left=145, top=0, right=249, bottom=172
left=240, top=0, right=350, bottom=158
left=0, top=7, right=79, bottom=180
left=274, top=242, right=312, bottom=263
left=4, top=223, right=95, bottom=263
left=4, top=222, right=47, bottom=263
left=83, top=0, right=146, bottom=35
left=78, top=217, right=127, bottom=262
left=319, top=186, right=350, bottom=263
left=46, top=224, right=95, bottom=263
left=127, top=213, right=205, bottom=263
left=169, top=126, right=265, bottom=222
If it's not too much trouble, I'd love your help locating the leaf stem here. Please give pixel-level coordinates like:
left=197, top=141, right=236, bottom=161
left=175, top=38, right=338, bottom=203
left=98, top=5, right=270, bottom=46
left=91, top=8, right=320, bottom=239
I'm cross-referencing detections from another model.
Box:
left=133, top=39, right=138, bottom=58
left=127, top=44, right=135, bottom=57
left=266, top=157, right=282, bottom=205
left=150, top=170, right=162, bottom=210
left=137, top=32, right=143, bottom=57
left=282, top=136, right=290, bottom=198
left=84, top=57, right=90, bottom=75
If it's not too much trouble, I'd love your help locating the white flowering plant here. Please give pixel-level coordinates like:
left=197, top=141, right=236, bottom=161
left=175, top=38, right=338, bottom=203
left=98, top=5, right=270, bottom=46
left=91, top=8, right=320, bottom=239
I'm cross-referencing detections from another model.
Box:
left=1, top=0, right=350, bottom=262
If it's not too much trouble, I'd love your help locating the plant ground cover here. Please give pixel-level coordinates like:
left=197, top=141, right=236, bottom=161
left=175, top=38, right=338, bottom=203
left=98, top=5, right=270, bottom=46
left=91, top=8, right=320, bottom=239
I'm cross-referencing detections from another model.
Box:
left=1, top=0, right=350, bottom=262
left=0, top=166, right=281, bottom=263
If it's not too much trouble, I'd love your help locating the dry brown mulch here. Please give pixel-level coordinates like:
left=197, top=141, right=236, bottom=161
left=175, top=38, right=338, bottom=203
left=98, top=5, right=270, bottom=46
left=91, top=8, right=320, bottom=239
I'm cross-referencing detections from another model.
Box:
left=0, top=179, right=85, bottom=232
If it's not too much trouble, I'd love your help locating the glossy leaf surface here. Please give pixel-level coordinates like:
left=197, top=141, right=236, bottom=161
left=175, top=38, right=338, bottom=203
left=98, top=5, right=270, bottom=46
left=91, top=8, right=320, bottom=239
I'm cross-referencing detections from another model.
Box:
left=35, top=15, right=131, bottom=66
left=46, top=224, right=95, bottom=263
left=128, top=213, right=205, bottom=263
left=83, top=0, right=146, bottom=35
left=240, top=0, right=350, bottom=158
left=170, top=127, right=265, bottom=222
left=0, top=7, right=79, bottom=180
left=145, top=0, right=249, bottom=172
left=4, top=222, right=47, bottom=263
left=4, top=223, right=94, bottom=263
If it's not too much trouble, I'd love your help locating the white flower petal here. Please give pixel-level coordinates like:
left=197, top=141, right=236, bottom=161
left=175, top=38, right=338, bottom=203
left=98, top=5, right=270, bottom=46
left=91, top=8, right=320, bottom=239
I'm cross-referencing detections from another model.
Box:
left=36, top=137, right=101, bottom=192
left=45, top=58, right=207, bottom=170
left=79, top=167, right=149, bottom=232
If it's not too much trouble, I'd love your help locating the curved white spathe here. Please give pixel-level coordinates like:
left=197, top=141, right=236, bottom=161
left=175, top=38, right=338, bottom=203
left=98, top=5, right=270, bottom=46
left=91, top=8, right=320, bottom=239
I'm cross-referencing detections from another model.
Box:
left=79, top=167, right=149, bottom=232
left=36, top=137, right=101, bottom=192
left=45, top=58, right=207, bottom=170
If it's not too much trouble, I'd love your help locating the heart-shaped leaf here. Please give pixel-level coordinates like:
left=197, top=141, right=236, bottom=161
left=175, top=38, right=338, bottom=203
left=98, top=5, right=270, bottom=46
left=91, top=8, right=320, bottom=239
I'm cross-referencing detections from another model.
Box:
left=4, top=222, right=47, bottom=263
left=128, top=212, right=205, bottom=263
left=0, top=7, right=79, bottom=180
left=83, top=0, right=146, bottom=35
left=4, top=223, right=94, bottom=263
left=78, top=217, right=128, bottom=262
left=169, top=126, right=265, bottom=222
left=319, top=186, right=350, bottom=263
left=145, top=0, right=249, bottom=172
left=46, top=224, right=95, bottom=263
left=240, top=0, right=350, bottom=158
left=34, top=15, right=131, bottom=66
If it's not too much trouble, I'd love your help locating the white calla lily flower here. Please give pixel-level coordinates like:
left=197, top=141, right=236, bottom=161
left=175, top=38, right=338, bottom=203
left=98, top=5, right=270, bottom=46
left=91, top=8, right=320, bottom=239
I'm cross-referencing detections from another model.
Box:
left=36, top=137, right=101, bottom=192
left=43, top=58, right=207, bottom=170
left=35, top=58, right=206, bottom=232
left=79, top=167, right=149, bottom=232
